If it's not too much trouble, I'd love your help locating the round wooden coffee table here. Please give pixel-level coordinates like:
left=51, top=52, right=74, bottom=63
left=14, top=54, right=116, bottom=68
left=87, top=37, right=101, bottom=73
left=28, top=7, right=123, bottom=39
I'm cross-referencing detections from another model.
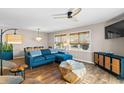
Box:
left=10, top=64, right=28, bottom=80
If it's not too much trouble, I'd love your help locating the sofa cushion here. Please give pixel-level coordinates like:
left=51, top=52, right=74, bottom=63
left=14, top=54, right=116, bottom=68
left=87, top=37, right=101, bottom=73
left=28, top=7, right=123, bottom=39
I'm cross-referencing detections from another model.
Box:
left=55, top=54, right=73, bottom=61
left=44, top=55, right=55, bottom=60
left=33, top=56, right=45, bottom=62
left=50, top=49, right=58, bottom=54
left=30, top=50, right=42, bottom=57
left=41, top=49, right=51, bottom=55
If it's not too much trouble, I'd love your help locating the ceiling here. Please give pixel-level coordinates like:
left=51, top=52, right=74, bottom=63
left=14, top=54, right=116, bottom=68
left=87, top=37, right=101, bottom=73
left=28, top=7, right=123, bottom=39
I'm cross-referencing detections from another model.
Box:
left=0, top=8, right=124, bottom=32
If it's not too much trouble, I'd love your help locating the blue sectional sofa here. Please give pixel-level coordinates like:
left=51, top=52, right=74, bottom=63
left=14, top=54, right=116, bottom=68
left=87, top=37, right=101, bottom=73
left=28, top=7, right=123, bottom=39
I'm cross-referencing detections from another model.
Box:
left=25, top=49, right=73, bottom=69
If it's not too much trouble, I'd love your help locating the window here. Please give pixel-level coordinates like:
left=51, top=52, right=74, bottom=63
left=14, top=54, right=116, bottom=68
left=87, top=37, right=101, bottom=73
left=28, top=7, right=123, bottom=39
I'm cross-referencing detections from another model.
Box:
left=70, top=33, right=79, bottom=44
left=69, top=31, right=90, bottom=51
left=54, top=31, right=91, bottom=51
left=70, top=33, right=79, bottom=49
left=79, top=32, right=90, bottom=50
left=54, top=34, right=67, bottom=49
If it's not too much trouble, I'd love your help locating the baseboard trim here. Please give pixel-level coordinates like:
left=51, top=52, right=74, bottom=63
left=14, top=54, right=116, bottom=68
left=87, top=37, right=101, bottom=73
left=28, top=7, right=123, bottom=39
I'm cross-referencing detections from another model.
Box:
left=73, top=58, right=94, bottom=64
left=13, top=56, right=24, bottom=59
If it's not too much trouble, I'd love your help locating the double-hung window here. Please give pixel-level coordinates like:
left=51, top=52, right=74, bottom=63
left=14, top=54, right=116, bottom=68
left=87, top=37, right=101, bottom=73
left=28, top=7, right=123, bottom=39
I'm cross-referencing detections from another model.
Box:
left=54, top=34, right=67, bottom=49
left=70, top=33, right=79, bottom=49
left=54, top=31, right=91, bottom=51
left=70, top=31, right=90, bottom=51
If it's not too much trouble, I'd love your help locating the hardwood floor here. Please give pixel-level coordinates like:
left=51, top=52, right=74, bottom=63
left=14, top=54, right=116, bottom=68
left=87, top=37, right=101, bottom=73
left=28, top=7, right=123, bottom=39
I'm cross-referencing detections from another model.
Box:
left=12, top=58, right=66, bottom=84
left=11, top=58, right=124, bottom=84
left=25, top=63, right=66, bottom=84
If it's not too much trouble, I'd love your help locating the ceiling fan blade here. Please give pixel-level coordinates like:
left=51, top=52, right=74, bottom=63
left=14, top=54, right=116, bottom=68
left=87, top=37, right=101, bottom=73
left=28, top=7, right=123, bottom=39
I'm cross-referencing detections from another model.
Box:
left=71, top=8, right=82, bottom=17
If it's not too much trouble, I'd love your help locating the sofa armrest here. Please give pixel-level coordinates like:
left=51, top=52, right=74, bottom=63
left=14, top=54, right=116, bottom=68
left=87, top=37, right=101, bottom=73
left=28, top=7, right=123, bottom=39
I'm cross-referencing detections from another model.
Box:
left=25, top=55, right=33, bottom=67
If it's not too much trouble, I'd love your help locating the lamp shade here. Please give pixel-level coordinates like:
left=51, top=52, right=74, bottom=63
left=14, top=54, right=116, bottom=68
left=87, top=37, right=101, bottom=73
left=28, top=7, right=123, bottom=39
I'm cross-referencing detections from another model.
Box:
left=5, top=34, right=23, bottom=44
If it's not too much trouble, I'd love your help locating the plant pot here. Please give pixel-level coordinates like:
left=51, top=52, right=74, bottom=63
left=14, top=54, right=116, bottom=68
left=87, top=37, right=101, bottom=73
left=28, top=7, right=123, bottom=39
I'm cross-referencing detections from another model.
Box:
left=0, top=52, right=13, bottom=60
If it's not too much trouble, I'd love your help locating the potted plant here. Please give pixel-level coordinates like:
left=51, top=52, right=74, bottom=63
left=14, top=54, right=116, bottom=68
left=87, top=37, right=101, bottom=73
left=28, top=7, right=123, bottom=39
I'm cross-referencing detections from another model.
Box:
left=0, top=42, right=13, bottom=60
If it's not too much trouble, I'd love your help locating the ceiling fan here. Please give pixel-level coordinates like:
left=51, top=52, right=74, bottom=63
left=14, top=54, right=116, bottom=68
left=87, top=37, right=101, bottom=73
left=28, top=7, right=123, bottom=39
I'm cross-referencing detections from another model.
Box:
left=53, top=8, right=82, bottom=20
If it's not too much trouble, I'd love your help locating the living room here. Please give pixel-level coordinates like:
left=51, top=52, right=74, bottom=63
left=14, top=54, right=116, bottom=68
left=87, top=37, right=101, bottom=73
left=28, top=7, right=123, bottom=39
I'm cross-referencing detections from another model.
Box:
left=0, top=8, right=124, bottom=84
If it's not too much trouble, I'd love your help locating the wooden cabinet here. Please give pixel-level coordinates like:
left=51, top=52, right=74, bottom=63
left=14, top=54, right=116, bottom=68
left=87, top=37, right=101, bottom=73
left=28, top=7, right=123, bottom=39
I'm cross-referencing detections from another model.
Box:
left=112, top=58, right=120, bottom=75
left=94, top=53, right=99, bottom=64
left=105, top=56, right=111, bottom=70
left=99, top=55, right=104, bottom=67
left=94, top=52, right=124, bottom=79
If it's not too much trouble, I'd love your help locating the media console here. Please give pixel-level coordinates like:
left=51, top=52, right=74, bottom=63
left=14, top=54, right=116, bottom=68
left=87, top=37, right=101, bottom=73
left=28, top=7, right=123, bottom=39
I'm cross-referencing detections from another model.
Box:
left=94, top=52, right=124, bottom=79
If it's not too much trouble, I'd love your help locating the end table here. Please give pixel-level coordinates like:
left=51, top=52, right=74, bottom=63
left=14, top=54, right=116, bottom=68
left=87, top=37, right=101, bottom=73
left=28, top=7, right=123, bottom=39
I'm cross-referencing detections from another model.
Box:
left=10, top=64, right=28, bottom=80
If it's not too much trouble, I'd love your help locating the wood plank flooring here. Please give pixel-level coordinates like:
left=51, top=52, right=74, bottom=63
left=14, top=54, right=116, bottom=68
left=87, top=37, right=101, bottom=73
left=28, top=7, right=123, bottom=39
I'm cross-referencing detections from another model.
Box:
left=11, top=58, right=124, bottom=84
left=25, top=63, right=66, bottom=84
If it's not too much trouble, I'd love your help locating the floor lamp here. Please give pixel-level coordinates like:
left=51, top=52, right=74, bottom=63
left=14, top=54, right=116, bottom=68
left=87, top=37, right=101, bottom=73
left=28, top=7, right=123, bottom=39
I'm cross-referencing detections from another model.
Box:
left=0, top=28, right=22, bottom=75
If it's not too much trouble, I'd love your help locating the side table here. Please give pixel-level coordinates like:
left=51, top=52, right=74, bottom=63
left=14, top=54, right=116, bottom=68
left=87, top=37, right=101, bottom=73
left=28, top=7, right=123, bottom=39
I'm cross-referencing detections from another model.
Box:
left=10, top=64, right=28, bottom=80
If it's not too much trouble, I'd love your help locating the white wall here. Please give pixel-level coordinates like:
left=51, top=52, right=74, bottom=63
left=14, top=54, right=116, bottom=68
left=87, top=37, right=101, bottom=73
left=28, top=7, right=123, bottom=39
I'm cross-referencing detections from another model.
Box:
left=109, top=37, right=124, bottom=56
left=1, top=29, right=48, bottom=58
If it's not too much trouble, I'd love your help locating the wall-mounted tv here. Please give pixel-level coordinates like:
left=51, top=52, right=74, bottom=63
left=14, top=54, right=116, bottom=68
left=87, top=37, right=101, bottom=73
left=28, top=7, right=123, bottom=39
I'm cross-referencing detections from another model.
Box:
left=105, top=20, right=124, bottom=39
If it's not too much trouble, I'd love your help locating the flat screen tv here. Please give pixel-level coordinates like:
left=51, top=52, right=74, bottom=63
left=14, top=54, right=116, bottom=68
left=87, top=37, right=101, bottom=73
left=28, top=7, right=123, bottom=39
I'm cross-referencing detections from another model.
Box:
left=105, top=20, right=124, bottom=39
